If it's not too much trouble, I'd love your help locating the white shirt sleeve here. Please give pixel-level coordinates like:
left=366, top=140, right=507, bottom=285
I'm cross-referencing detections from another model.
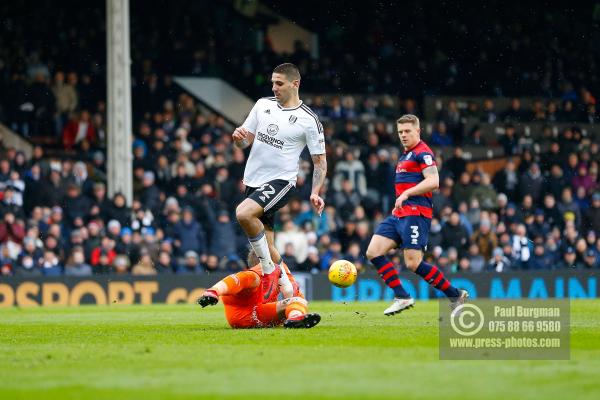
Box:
left=305, top=117, right=325, bottom=155
left=241, top=100, right=260, bottom=134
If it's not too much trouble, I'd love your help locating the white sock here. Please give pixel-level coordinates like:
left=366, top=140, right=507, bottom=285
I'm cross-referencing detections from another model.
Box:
left=278, top=263, right=294, bottom=298
left=248, top=231, right=275, bottom=274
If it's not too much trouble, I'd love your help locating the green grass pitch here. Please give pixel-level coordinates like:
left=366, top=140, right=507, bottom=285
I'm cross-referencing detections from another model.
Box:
left=1, top=300, right=599, bottom=399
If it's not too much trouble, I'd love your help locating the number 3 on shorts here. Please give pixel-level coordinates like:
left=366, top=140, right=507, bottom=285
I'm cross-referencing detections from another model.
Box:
left=410, top=225, right=419, bottom=245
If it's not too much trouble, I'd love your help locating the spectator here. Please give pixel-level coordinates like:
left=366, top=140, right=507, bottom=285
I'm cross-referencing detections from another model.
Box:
left=471, top=173, right=498, bottom=211
left=112, top=255, right=131, bottom=275
left=471, top=219, right=498, bottom=261
left=105, top=193, right=131, bottom=228
left=557, top=187, right=581, bottom=229
left=441, top=212, right=470, bottom=257
left=140, top=171, right=162, bottom=215
left=176, top=250, right=202, bottom=274
left=557, top=246, right=583, bottom=269
left=209, top=210, right=238, bottom=259
left=544, top=165, right=568, bottom=201
left=276, top=220, right=309, bottom=264
left=156, top=251, right=175, bottom=274
left=452, top=172, right=475, bottom=207
left=466, top=243, right=485, bottom=272
left=529, top=244, right=553, bottom=270
left=444, top=147, right=467, bottom=180
left=583, top=249, right=599, bottom=269
left=63, top=184, right=92, bottom=227
left=334, top=179, right=362, bottom=220
left=487, top=247, right=512, bottom=272
left=430, top=122, right=453, bottom=147
left=41, top=249, right=63, bottom=276
left=64, top=247, right=92, bottom=276
left=90, top=237, right=117, bottom=274
left=519, top=163, right=544, bottom=204
left=299, top=247, right=321, bottom=272
left=0, top=212, right=25, bottom=257
left=173, top=206, right=206, bottom=259
left=511, top=224, right=531, bottom=269
left=583, top=193, right=600, bottom=235
left=500, top=124, right=519, bottom=156
left=332, top=150, right=367, bottom=196
left=52, top=71, right=78, bottom=134
left=62, top=110, right=97, bottom=149
left=132, top=253, right=157, bottom=275
left=281, top=243, right=299, bottom=270
left=493, top=158, right=519, bottom=200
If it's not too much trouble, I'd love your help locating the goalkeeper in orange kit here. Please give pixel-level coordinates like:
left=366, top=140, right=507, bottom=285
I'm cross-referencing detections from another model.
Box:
left=197, top=254, right=320, bottom=329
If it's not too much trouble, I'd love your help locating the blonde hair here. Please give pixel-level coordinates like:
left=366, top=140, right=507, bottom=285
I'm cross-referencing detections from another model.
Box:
left=397, top=114, right=420, bottom=128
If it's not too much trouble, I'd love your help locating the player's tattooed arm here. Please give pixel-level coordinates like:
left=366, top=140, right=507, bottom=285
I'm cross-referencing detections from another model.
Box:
left=310, top=154, right=327, bottom=215
left=409, top=166, right=440, bottom=196
left=311, top=154, right=327, bottom=194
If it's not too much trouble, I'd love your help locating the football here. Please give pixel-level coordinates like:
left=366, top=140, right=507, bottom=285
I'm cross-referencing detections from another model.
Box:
left=328, top=260, right=358, bottom=288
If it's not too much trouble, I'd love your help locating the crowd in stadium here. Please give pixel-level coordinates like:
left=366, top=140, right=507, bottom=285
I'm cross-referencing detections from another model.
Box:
left=1, top=82, right=599, bottom=276
left=0, top=1, right=599, bottom=277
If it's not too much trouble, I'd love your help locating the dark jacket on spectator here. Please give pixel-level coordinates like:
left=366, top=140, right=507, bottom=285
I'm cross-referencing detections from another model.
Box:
left=209, top=219, right=237, bottom=258
left=441, top=223, right=470, bottom=256
left=105, top=204, right=131, bottom=228
left=63, top=194, right=92, bottom=225
left=173, top=219, right=206, bottom=257
left=583, top=203, right=600, bottom=234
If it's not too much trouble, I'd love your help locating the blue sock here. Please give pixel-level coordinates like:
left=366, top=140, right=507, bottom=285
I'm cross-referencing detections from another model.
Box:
left=414, top=261, right=460, bottom=298
left=370, top=256, right=410, bottom=298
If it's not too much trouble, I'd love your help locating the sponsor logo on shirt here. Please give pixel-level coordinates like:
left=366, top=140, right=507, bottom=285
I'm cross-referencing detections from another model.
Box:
left=267, top=124, right=279, bottom=136
left=257, top=131, right=284, bottom=149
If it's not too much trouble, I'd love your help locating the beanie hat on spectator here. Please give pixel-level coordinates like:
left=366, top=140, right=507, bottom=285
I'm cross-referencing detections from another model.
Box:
left=185, top=250, right=198, bottom=260
left=142, top=227, right=155, bottom=236
left=107, top=220, right=121, bottom=231
left=563, top=211, right=575, bottom=222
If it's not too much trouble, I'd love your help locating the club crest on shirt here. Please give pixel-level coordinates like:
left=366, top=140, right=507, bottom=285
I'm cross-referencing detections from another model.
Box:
left=289, top=115, right=297, bottom=124
left=267, top=124, right=279, bottom=135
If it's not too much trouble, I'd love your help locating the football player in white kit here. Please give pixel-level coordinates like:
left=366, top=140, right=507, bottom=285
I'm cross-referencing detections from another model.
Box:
left=233, top=63, right=327, bottom=298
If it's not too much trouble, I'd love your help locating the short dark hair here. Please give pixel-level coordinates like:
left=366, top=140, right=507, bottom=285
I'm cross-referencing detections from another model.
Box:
left=273, top=63, right=301, bottom=81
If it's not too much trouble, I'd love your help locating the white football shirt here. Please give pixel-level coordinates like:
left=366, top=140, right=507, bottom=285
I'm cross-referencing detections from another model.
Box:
left=241, top=97, right=325, bottom=187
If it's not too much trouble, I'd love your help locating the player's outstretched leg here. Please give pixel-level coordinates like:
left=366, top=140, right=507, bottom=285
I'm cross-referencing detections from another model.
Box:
left=279, top=297, right=320, bottom=329
left=412, top=257, right=468, bottom=307
left=197, top=271, right=260, bottom=308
